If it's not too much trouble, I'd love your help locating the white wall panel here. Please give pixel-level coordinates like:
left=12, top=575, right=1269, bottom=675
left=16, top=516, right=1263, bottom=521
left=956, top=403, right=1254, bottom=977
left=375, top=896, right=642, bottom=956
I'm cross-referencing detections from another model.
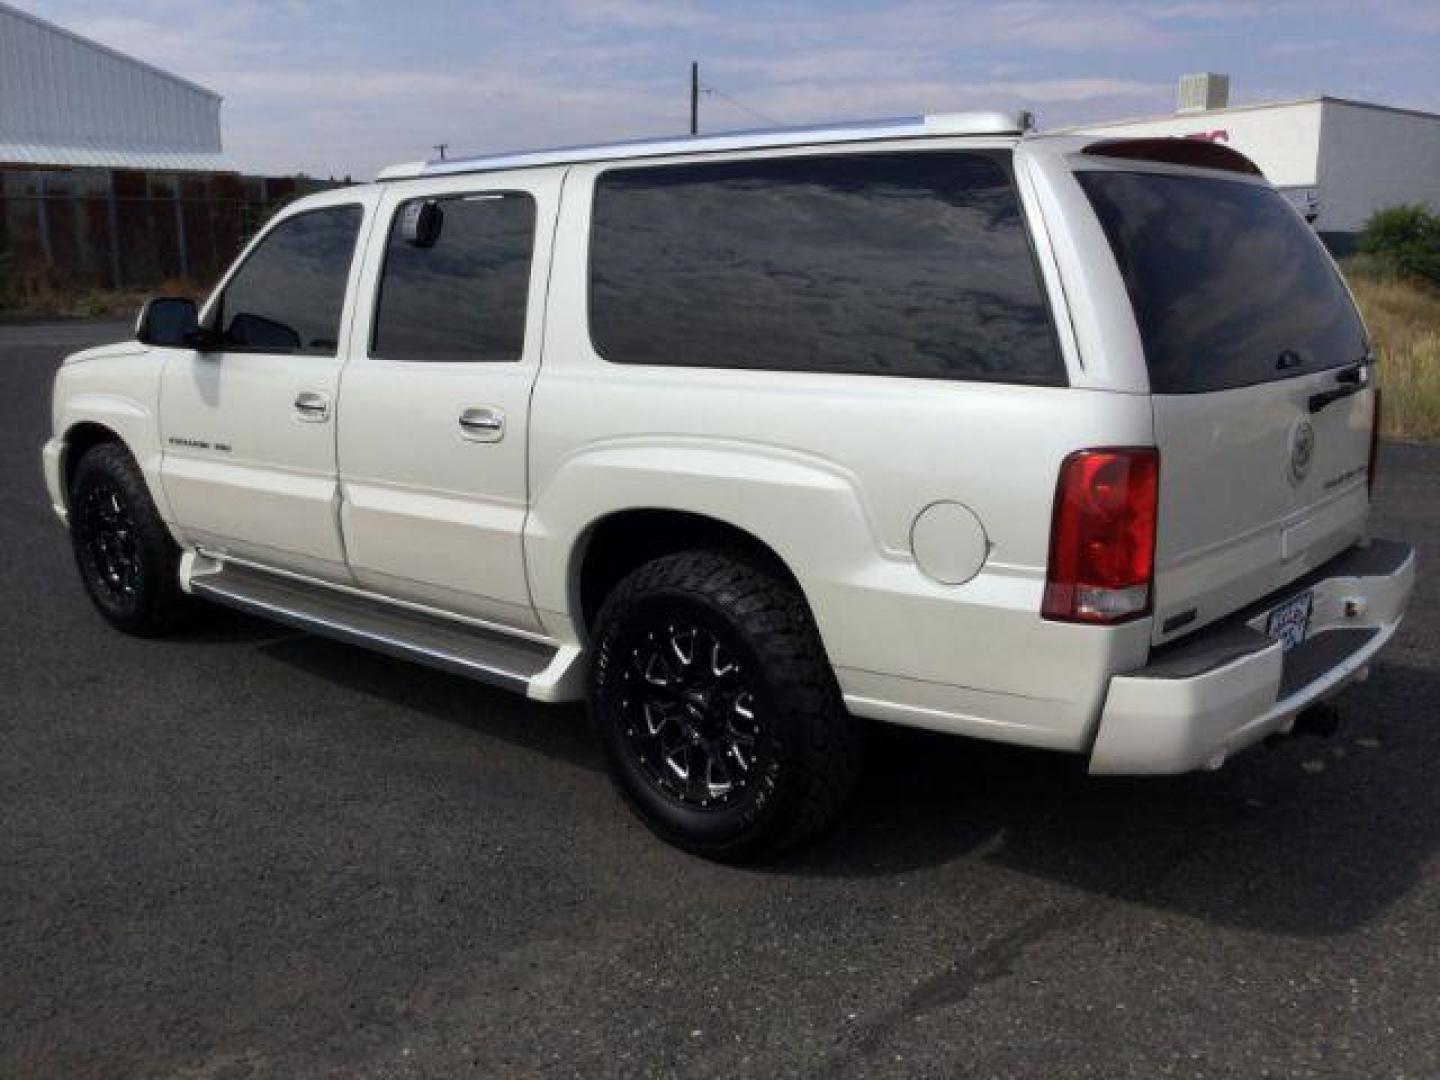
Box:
left=1318, top=101, right=1440, bottom=233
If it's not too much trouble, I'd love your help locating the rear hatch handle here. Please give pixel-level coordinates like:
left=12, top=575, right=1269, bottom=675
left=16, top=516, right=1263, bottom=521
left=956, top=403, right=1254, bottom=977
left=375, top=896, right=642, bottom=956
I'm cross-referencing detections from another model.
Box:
left=1307, top=360, right=1370, bottom=414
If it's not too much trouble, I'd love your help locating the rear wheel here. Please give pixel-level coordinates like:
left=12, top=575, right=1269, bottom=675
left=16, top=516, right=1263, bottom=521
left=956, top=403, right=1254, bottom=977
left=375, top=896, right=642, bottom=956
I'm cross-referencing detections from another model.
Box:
left=589, top=549, right=863, bottom=860
left=69, top=442, right=192, bottom=636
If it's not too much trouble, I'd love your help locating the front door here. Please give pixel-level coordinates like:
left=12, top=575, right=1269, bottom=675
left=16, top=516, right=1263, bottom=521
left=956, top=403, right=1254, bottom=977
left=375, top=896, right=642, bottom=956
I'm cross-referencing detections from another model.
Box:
left=335, top=171, right=561, bottom=632
left=158, top=197, right=372, bottom=581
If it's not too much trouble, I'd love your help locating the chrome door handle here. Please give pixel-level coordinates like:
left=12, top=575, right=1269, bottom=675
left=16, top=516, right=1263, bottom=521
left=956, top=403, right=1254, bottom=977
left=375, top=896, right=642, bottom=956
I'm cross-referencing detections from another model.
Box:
left=294, top=391, right=330, bottom=422
left=459, top=407, right=504, bottom=441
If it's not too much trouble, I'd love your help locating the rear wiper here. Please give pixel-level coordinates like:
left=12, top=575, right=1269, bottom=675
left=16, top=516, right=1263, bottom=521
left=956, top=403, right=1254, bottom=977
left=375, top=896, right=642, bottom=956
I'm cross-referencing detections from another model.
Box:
left=1308, top=360, right=1370, bottom=414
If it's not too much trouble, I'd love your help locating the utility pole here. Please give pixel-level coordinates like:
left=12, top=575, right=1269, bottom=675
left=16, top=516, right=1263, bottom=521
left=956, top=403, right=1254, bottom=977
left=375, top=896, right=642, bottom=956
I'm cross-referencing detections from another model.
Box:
left=690, top=62, right=699, bottom=135
left=433, top=143, right=449, bottom=161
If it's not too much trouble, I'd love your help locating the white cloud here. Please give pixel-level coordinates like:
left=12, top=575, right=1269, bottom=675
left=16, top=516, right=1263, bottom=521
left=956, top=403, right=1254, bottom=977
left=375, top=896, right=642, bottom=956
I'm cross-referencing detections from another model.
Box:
left=749, top=74, right=1163, bottom=125
left=1143, top=1, right=1266, bottom=19
left=1268, top=38, right=1339, bottom=55
left=970, top=2, right=1173, bottom=50
left=220, top=65, right=688, bottom=177
left=560, top=0, right=711, bottom=28
left=695, top=2, right=1175, bottom=53
left=1376, top=1, right=1440, bottom=33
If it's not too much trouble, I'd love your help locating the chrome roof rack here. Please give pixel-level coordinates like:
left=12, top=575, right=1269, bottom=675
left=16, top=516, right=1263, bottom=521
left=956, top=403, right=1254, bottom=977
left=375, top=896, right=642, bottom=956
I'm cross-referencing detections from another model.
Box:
left=377, top=110, right=1033, bottom=181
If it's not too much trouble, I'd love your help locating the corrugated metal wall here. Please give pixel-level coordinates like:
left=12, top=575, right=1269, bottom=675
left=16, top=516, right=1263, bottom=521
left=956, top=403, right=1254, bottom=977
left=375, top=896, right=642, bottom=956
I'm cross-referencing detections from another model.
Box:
left=0, top=1, right=222, bottom=159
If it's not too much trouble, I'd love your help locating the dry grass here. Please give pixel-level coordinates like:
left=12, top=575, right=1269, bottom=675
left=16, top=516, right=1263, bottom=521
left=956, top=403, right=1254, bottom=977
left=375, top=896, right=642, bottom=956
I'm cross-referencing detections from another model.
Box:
left=0, top=273, right=207, bottom=319
left=1345, top=265, right=1440, bottom=441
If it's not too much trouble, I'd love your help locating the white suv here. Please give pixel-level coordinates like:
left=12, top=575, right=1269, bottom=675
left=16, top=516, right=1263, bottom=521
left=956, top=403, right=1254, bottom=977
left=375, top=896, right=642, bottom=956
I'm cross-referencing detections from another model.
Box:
left=42, top=113, right=1415, bottom=858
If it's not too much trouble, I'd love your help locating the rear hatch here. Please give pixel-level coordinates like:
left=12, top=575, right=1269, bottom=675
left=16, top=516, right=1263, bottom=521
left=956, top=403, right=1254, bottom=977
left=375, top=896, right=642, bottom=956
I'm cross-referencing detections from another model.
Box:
left=1077, top=164, right=1374, bottom=645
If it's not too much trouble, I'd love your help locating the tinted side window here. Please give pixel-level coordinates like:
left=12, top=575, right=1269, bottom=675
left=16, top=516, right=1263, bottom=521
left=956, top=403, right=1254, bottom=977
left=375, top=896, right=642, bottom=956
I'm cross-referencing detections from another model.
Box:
left=217, top=206, right=362, bottom=355
left=1077, top=170, right=1367, bottom=394
left=589, top=151, right=1062, bottom=383
left=373, top=192, right=536, bottom=363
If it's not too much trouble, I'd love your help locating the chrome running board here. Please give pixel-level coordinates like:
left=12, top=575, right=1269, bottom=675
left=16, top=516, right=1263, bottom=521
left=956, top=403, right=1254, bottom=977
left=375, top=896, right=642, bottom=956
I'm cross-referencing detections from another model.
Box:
left=185, top=556, right=557, bottom=693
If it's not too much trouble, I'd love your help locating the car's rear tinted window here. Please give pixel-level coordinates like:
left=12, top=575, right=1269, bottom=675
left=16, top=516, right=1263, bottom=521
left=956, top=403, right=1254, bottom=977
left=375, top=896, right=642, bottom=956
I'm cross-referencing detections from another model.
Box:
left=589, top=151, right=1064, bottom=384
left=1077, top=170, right=1367, bottom=394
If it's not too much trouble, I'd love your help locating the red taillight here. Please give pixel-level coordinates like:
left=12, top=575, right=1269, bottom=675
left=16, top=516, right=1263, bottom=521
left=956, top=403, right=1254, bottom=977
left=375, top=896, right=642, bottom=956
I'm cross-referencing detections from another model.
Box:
left=1368, top=387, right=1382, bottom=497
left=1042, top=448, right=1159, bottom=624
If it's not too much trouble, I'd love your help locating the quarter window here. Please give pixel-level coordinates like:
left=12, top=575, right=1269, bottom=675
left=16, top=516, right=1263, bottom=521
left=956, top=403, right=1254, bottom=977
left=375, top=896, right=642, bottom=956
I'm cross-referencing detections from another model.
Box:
left=215, top=205, right=362, bottom=355
left=373, top=192, right=536, bottom=363
left=589, top=151, right=1063, bottom=383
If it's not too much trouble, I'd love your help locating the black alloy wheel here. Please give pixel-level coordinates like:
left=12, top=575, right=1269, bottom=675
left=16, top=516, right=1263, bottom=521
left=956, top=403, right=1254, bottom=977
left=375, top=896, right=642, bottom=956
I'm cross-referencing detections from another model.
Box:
left=618, top=618, right=768, bottom=811
left=589, top=549, right=864, bottom=860
left=68, top=442, right=193, bottom=635
left=75, top=479, right=142, bottom=612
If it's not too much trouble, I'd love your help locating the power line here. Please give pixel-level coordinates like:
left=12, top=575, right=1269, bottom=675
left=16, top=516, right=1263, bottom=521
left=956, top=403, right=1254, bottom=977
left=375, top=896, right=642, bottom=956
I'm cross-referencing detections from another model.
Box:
left=701, top=81, right=782, bottom=127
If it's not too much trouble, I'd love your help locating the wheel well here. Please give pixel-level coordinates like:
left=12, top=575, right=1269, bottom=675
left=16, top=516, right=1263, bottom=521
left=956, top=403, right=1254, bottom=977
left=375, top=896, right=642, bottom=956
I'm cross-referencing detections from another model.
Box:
left=62, top=423, right=123, bottom=499
left=577, top=510, right=801, bottom=630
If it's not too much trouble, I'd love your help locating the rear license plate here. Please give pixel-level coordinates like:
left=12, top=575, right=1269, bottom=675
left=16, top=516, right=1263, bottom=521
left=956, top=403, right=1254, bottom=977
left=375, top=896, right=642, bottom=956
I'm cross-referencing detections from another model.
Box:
left=1265, top=591, right=1313, bottom=652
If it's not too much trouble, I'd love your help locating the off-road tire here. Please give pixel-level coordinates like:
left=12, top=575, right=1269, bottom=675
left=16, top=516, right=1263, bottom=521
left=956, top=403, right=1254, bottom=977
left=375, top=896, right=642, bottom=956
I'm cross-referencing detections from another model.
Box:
left=589, top=549, right=864, bottom=861
left=69, top=442, right=193, bottom=636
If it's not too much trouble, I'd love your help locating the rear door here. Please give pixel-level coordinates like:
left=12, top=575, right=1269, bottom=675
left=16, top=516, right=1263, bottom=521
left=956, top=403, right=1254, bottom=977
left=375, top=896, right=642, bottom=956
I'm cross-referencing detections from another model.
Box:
left=334, top=171, right=560, bottom=633
left=1076, top=166, right=1373, bottom=644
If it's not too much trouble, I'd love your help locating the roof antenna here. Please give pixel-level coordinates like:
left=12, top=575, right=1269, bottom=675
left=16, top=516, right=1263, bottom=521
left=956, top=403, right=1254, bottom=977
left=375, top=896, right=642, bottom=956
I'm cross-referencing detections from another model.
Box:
left=433, top=143, right=449, bottom=161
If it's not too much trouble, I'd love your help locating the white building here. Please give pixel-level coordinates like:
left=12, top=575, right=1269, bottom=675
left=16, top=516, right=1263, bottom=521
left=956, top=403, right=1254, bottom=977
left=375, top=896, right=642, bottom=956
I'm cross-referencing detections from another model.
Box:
left=1070, top=75, right=1440, bottom=250
left=0, top=0, right=229, bottom=172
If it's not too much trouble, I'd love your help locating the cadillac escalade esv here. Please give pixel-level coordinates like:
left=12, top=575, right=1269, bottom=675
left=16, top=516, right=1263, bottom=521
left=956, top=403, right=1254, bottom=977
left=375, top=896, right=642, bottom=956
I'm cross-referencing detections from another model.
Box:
left=43, top=112, right=1415, bottom=858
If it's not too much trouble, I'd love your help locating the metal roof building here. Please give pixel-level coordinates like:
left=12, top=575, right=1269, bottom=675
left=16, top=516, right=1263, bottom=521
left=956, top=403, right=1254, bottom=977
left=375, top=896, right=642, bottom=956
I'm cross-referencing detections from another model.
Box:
left=0, top=2, right=334, bottom=296
left=0, top=0, right=230, bottom=172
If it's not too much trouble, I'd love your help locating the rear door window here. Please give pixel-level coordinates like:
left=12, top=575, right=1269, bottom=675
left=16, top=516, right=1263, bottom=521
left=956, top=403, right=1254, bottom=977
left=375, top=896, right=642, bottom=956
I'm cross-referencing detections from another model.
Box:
left=372, top=192, right=536, bottom=363
left=1077, top=170, right=1367, bottom=394
left=589, top=151, right=1064, bottom=384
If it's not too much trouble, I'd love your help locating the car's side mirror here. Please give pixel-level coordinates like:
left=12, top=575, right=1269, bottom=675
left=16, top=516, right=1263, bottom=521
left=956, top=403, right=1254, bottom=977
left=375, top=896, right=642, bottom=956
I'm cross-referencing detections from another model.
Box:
left=135, top=297, right=202, bottom=348
left=400, top=199, right=444, bottom=247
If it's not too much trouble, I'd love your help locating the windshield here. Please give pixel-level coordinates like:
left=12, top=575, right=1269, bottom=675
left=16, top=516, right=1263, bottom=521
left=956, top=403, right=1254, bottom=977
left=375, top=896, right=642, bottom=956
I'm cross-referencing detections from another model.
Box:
left=1077, top=170, right=1367, bottom=394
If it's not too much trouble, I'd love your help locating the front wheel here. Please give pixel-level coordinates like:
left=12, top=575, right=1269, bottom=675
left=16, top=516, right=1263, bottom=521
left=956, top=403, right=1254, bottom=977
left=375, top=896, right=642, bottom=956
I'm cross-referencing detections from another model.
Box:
left=588, top=550, right=864, bottom=860
left=68, top=442, right=193, bottom=636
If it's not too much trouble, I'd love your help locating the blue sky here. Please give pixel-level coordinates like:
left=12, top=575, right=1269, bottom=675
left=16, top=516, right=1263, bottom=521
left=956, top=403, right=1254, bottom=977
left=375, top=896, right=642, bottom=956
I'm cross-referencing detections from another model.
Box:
left=33, top=0, right=1440, bottom=179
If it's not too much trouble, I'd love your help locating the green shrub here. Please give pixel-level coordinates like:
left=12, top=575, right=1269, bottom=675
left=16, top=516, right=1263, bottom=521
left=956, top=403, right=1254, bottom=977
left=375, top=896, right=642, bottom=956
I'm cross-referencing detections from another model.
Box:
left=1358, top=205, right=1440, bottom=288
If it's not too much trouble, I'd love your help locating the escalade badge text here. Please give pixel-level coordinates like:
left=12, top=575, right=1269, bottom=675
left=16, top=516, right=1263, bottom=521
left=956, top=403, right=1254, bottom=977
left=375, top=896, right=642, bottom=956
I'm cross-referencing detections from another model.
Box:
left=167, top=436, right=232, bottom=454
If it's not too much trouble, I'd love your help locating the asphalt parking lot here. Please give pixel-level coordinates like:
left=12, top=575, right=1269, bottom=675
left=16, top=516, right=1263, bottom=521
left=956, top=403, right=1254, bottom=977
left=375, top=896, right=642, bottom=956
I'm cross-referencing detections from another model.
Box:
left=2, top=321, right=1438, bottom=1079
